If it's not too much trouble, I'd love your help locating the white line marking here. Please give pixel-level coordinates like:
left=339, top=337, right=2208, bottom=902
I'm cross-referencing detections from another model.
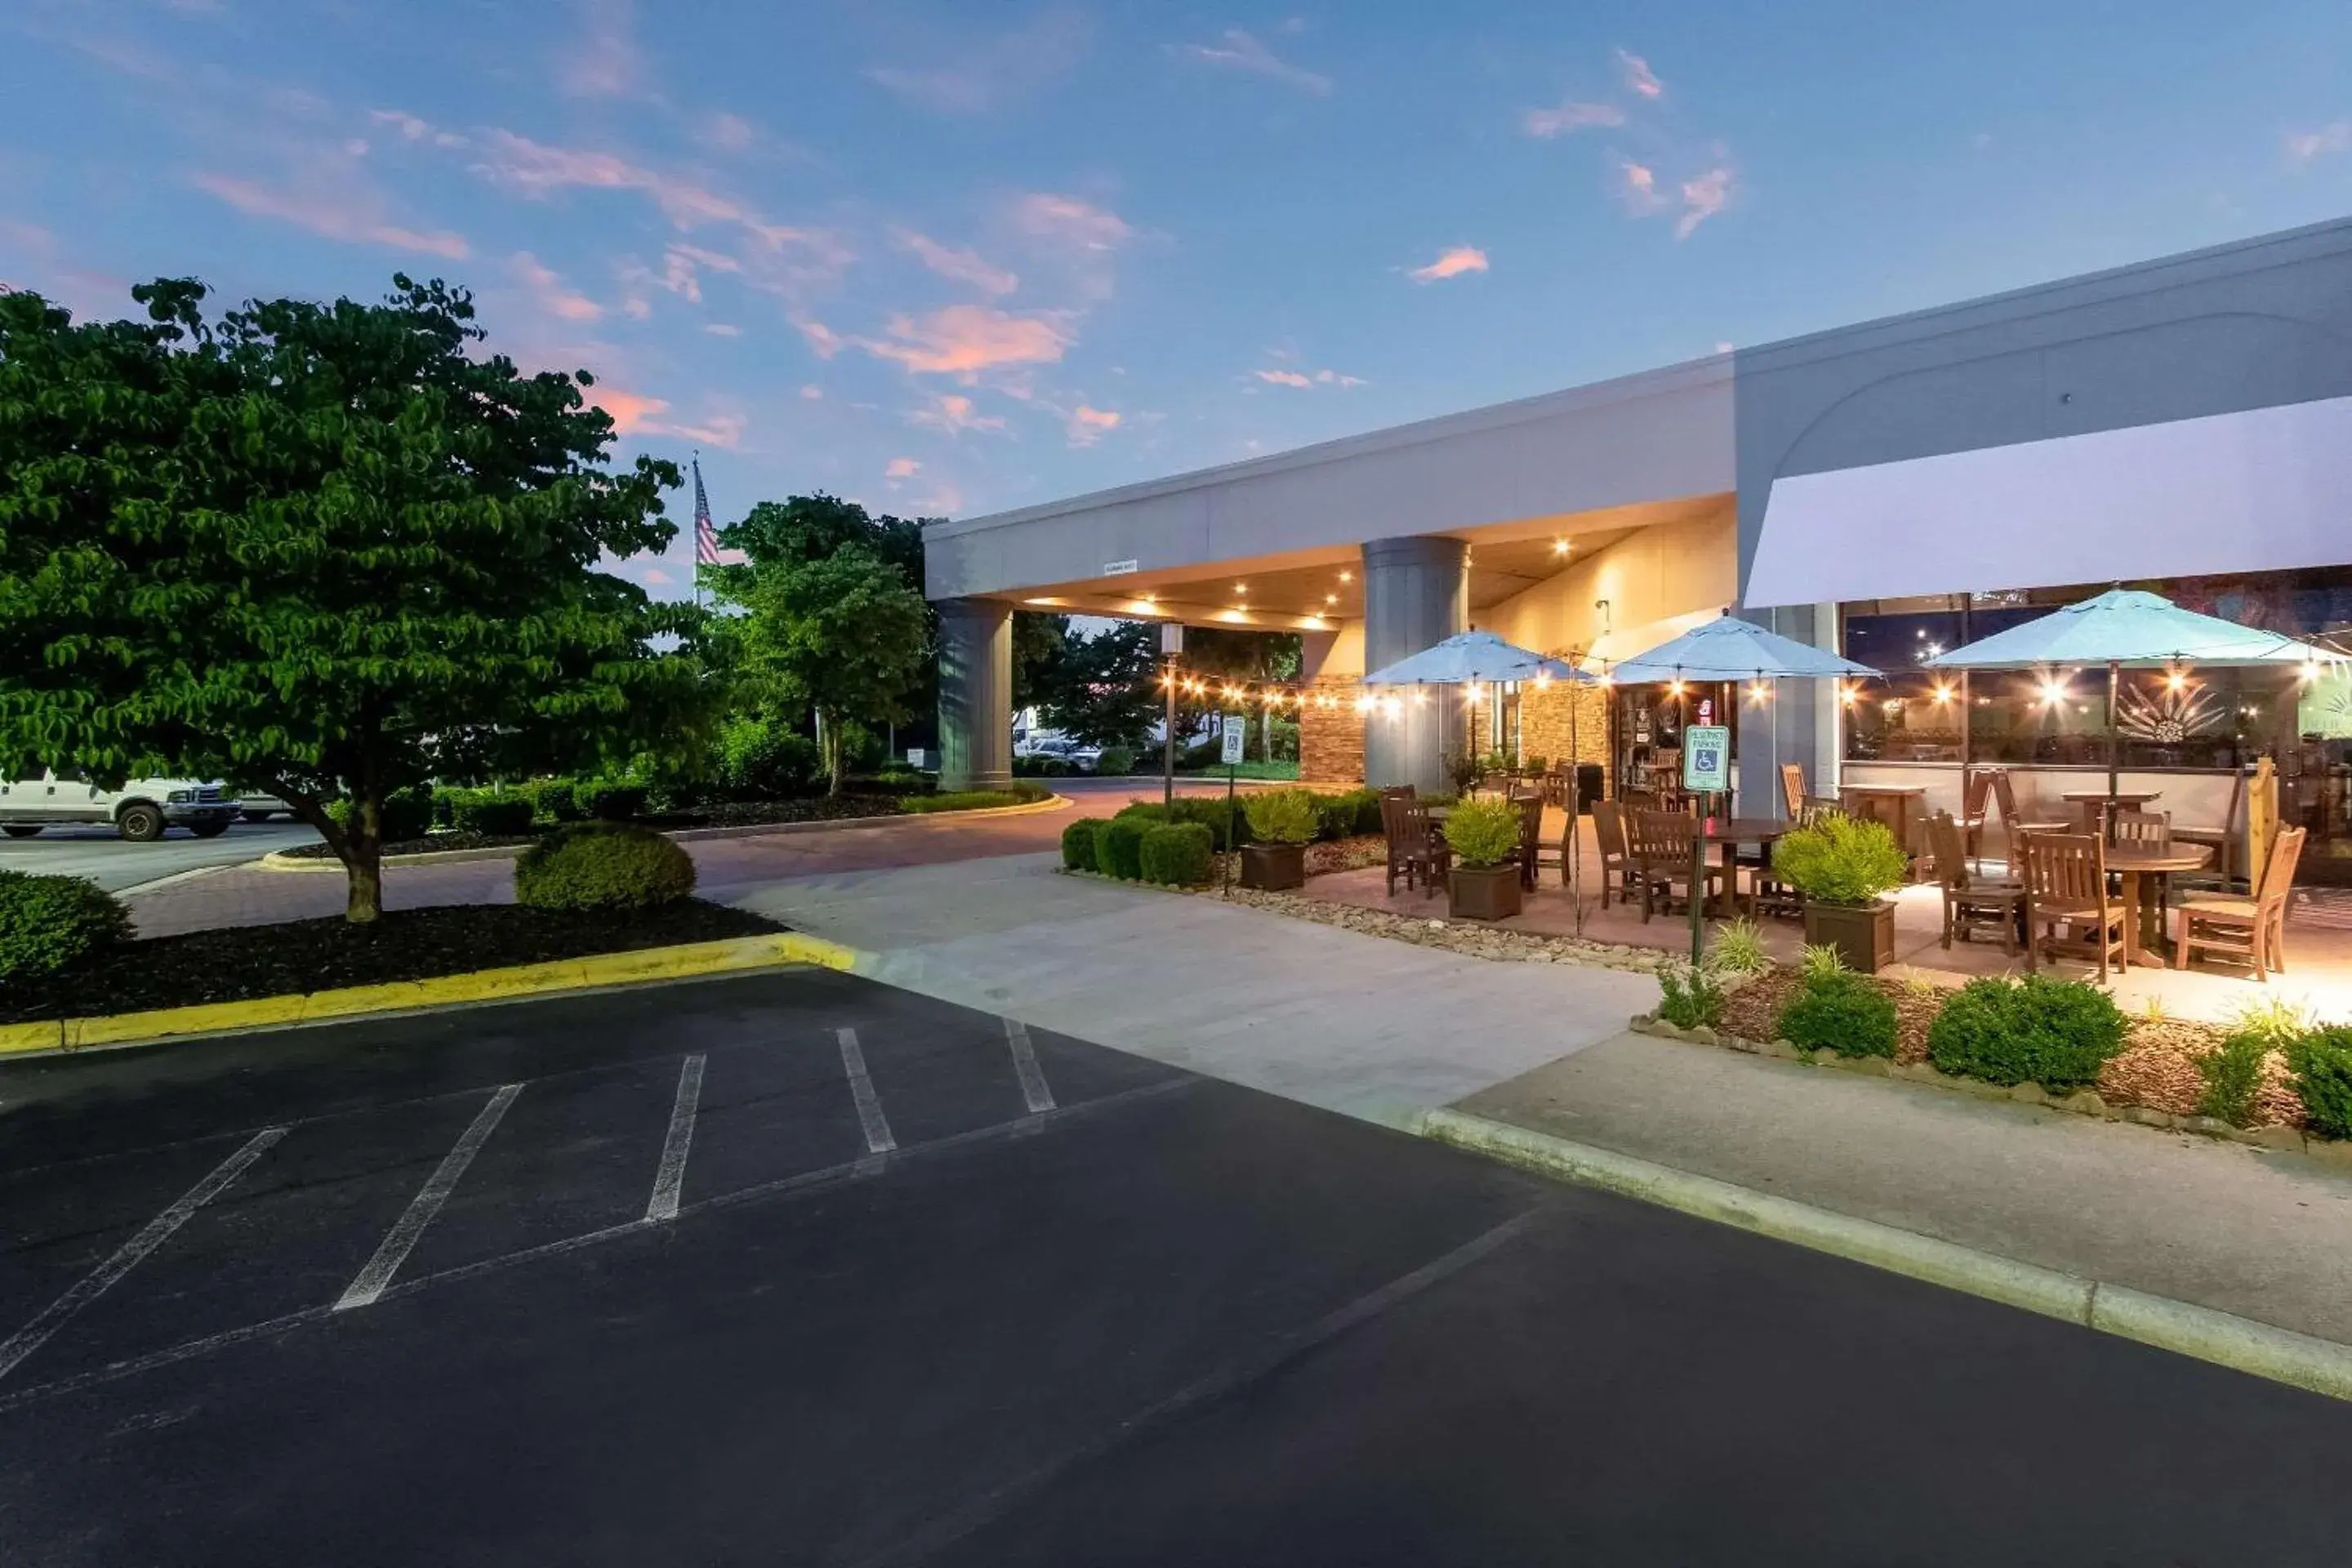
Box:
left=0, top=1125, right=286, bottom=1383
left=835, top=1027, right=896, bottom=1154
left=646, top=1054, right=706, bottom=1223
left=1004, top=1019, right=1056, bottom=1114
left=334, top=1084, right=520, bottom=1312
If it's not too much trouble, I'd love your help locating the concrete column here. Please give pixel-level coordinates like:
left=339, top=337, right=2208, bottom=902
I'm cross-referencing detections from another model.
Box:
left=1735, top=601, right=1841, bottom=812
left=1361, top=536, right=1468, bottom=794
left=936, top=597, right=1013, bottom=791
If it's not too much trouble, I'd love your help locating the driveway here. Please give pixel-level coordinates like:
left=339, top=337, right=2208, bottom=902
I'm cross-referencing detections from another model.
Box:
left=2, top=969, right=2345, bottom=1564
left=0, top=818, right=319, bottom=893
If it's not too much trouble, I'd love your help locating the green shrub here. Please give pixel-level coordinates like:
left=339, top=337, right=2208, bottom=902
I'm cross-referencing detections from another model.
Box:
left=1778, top=971, right=1897, bottom=1058
left=581, top=783, right=648, bottom=821
left=1061, top=818, right=1104, bottom=871
left=2196, top=1031, right=2272, bottom=1128
left=1441, top=798, right=1522, bottom=869
left=328, top=786, right=433, bottom=844
left=715, top=718, right=819, bottom=800
left=531, top=779, right=583, bottom=822
left=1799, top=942, right=1849, bottom=981
left=1174, top=796, right=1250, bottom=849
left=1114, top=802, right=1170, bottom=826
left=1139, top=822, right=1214, bottom=885
left=1310, top=787, right=1381, bottom=840
left=452, top=794, right=536, bottom=835
left=514, top=823, right=694, bottom=911
left=1098, top=817, right=1148, bottom=879
left=1927, top=973, right=2127, bottom=1092
left=902, top=789, right=1039, bottom=814
left=1242, top=787, right=1319, bottom=845
left=1710, top=917, right=1771, bottom=975
left=0, top=871, right=133, bottom=982
left=1772, top=814, right=1909, bottom=906
left=2285, top=1027, right=2352, bottom=1140
left=1656, top=964, right=1725, bottom=1030
left=1096, top=745, right=1137, bottom=776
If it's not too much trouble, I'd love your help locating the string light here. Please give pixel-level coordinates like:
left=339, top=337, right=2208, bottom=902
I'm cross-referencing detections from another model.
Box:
left=2301, top=658, right=2322, bottom=684
left=2037, top=675, right=2069, bottom=707
left=1748, top=679, right=1772, bottom=703
left=1931, top=682, right=1954, bottom=705
left=1667, top=679, right=1686, bottom=697
left=2164, top=666, right=2189, bottom=693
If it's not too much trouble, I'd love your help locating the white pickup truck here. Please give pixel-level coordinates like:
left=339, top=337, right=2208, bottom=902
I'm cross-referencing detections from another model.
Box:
left=0, top=772, right=244, bottom=841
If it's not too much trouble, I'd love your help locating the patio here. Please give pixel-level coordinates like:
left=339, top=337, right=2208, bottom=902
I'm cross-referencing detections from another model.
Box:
left=1303, top=805, right=2352, bottom=1027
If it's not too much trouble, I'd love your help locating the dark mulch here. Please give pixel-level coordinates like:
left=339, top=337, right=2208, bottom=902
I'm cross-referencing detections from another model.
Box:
left=0, top=900, right=788, bottom=1023
left=275, top=796, right=907, bottom=859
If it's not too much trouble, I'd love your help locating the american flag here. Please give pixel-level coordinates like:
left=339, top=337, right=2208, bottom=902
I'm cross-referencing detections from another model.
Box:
left=693, top=458, right=720, bottom=567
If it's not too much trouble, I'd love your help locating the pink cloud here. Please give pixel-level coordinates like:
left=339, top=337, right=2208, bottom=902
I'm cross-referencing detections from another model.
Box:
left=590, top=388, right=668, bottom=433
left=1066, top=405, right=1120, bottom=446
left=865, top=10, right=1094, bottom=114
left=1011, top=193, right=1131, bottom=252
left=893, top=228, right=1018, bottom=296
left=1674, top=167, right=1734, bottom=238
left=191, top=172, right=468, bottom=258
left=642, top=566, right=673, bottom=586
left=702, top=112, right=755, bottom=152
left=562, top=0, right=643, bottom=99
left=857, top=305, right=1075, bottom=377
left=908, top=393, right=1007, bottom=435
left=791, top=313, right=843, bottom=359
left=2287, top=121, right=2351, bottom=164
left=800, top=384, right=824, bottom=400
left=884, top=457, right=921, bottom=479
left=370, top=109, right=467, bottom=149
left=644, top=410, right=746, bottom=448
left=1522, top=100, right=1624, bottom=138
left=1407, top=245, right=1488, bottom=283
left=510, top=252, right=602, bottom=320
left=472, top=131, right=844, bottom=264
left=1170, top=29, right=1330, bottom=95
left=1617, top=48, right=1664, bottom=99
left=704, top=323, right=741, bottom=337
left=1254, top=368, right=1313, bottom=387
left=1615, top=158, right=1666, bottom=213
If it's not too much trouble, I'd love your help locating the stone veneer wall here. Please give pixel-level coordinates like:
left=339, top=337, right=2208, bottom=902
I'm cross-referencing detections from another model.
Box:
left=1303, top=678, right=1612, bottom=792
left=1299, top=676, right=1365, bottom=783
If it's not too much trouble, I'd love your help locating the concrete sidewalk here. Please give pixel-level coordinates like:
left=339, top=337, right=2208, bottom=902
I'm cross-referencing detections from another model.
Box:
left=1451, top=1029, right=2352, bottom=1348
left=728, top=853, right=1655, bottom=1128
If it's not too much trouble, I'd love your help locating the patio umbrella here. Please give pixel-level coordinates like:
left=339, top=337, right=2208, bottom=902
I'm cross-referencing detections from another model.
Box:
left=1922, top=587, right=2335, bottom=806
left=1606, top=614, right=1882, bottom=961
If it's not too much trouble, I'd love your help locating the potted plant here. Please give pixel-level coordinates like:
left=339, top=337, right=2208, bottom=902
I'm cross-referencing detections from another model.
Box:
left=1240, top=788, right=1317, bottom=889
left=1442, top=797, right=1525, bottom=920
left=1771, top=813, right=1909, bottom=972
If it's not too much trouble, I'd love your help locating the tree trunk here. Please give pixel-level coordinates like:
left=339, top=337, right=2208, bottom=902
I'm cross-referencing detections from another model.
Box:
left=343, top=792, right=385, bottom=924
left=825, top=712, right=844, bottom=797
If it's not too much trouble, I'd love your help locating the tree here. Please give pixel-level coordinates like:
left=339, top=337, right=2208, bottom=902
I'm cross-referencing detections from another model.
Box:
left=0, top=277, right=706, bottom=923
left=1033, top=619, right=1160, bottom=749
left=1180, top=627, right=1303, bottom=760
left=719, top=546, right=930, bottom=795
left=1011, top=610, right=1068, bottom=712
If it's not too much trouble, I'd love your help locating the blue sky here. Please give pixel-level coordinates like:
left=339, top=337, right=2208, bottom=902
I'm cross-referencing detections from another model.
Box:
left=4, top=1, right=2350, bottom=597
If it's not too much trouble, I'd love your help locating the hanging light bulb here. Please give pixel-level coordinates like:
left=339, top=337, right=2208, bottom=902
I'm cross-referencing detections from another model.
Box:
left=1932, top=682, right=1954, bottom=705
left=1668, top=679, right=1686, bottom=697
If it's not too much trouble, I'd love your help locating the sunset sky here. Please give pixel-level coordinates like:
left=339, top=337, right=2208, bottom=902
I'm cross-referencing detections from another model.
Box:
left=5, top=1, right=2350, bottom=595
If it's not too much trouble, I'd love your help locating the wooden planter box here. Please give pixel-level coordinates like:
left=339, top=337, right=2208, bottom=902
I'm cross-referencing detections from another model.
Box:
left=1448, top=863, right=1524, bottom=922
left=1803, top=899, right=1897, bottom=973
left=1240, top=842, right=1307, bottom=891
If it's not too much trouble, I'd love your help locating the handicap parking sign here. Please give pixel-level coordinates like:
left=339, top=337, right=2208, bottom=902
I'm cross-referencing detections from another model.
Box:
left=1682, top=725, right=1731, bottom=793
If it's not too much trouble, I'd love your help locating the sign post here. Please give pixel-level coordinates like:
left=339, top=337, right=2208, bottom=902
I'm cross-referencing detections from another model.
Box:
left=1219, top=711, right=1246, bottom=895
left=1160, top=623, right=1184, bottom=809
left=1682, top=724, right=1731, bottom=965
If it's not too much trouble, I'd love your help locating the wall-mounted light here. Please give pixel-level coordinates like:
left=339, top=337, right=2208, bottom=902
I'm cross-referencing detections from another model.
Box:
left=1552, top=538, right=1570, bottom=556
left=1339, top=570, right=1353, bottom=584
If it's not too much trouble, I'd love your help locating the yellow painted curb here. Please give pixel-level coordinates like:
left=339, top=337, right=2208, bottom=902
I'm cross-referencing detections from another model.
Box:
left=0, top=930, right=863, bottom=1058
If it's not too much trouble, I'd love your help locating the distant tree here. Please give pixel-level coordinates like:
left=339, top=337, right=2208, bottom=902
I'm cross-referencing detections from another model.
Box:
left=1011, top=610, right=1069, bottom=712
left=0, top=277, right=705, bottom=923
left=1181, top=628, right=1303, bottom=760
left=1033, top=620, right=1161, bottom=749
left=719, top=546, right=931, bottom=795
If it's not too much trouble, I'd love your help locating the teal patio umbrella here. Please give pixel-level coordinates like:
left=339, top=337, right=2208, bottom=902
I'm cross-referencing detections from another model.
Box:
left=1922, top=587, right=2335, bottom=807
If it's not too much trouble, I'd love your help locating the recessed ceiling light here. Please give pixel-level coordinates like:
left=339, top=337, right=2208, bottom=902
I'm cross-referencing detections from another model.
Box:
left=1552, top=539, right=1570, bottom=555
left=1325, top=594, right=1338, bottom=604
left=1234, top=582, right=1248, bottom=595
left=1338, top=571, right=1352, bottom=583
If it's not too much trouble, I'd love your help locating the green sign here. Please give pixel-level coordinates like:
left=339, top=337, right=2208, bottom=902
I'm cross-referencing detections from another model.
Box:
left=1682, top=725, right=1731, bottom=793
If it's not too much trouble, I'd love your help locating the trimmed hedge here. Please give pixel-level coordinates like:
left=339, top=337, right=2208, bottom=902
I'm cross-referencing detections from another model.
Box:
left=1098, top=817, right=1148, bottom=880
left=1311, top=787, right=1382, bottom=840
left=1926, top=973, right=2126, bottom=1092
left=0, top=871, right=133, bottom=983
left=1139, top=822, right=1215, bottom=885
left=514, top=823, right=696, bottom=911
left=452, top=795, right=537, bottom=835
left=901, top=784, right=1047, bottom=814
left=1061, top=818, right=1104, bottom=871
left=581, top=784, right=648, bottom=822
left=1777, top=971, right=1897, bottom=1058
left=2287, top=1027, right=2352, bottom=1140
left=531, top=779, right=583, bottom=822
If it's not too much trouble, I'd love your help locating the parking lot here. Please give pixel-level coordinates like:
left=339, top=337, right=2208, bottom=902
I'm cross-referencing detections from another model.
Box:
left=4, top=967, right=2350, bottom=1565
left=0, top=817, right=318, bottom=893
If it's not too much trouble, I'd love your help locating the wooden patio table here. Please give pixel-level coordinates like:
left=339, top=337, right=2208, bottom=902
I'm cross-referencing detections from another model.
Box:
left=1697, top=816, right=1788, bottom=919
left=2105, top=841, right=2212, bottom=968
left=1838, top=784, right=1929, bottom=867
left=2060, top=788, right=2163, bottom=838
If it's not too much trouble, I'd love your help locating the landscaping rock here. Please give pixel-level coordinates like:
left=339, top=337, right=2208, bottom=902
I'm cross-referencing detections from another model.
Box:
left=2008, top=1082, right=2049, bottom=1106
left=2123, top=1106, right=2176, bottom=1129
left=2247, top=1125, right=2306, bottom=1153
left=2056, top=1089, right=2109, bottom=1118
left=1811, top=1049, right=1840, bottom=1067
left=2181, top=1115, right=2237, bottom=1139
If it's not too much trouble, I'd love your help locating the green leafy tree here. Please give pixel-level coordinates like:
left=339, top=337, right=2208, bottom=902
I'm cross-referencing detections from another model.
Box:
left=720, top=546, right=930, bottom=795
left=0, top=277, right=705, bottom=923
left=1180, top=627, right=1302, bottom=760
left=1011, top=610, right=1069, bottom=712
left=1034, top=619, right=1161, bottom=749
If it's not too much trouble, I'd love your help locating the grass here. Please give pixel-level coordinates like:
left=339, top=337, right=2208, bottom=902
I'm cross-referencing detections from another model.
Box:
left=1176, top=760, right=1300, bottom=781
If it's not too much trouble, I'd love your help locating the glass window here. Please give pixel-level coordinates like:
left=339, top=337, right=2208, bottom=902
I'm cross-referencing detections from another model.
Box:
left=1843, top=673, right=1965, bottom=762
left=1967, top=667, right=2109, bottom=766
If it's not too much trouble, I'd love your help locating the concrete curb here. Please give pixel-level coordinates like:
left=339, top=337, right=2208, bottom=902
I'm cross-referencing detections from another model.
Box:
left=1422, top=1106, right=2352, bottom=1405
left=249, top=794, right=1073, bottom=874
left=0, top=931, right=858, bottom=1059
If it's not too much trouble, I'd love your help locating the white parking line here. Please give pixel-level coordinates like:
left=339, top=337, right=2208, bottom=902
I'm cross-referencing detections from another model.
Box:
left=334, top=1084, right=521, bottom=1312
left=835, top=1027, right=897, bottom=1154
left=1004, top=1019, right=1056, bottom=1114
left=0, top=1125, right=287, bottom=1383
left=646, top=1054, right=706, bottom=1223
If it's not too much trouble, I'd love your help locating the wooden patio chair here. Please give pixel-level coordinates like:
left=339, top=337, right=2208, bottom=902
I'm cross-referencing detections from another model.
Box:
left=1989, top=769, right=2069, bottom=870
left=2110, top=808, right=2172, bottom=853
left=2173, top=766, right=2245, bottom=889
left=1619, top=787, right=1660, bottom=814
left=1592, top=800, right=1637, bottom=909
left=1959, top=767, right=1995, bottom=870
left=1779, top=762, right=1806, bottom=820
left=1797, top=795, right=1846, bottom=827
left=2178, top=825, right=2305, bottom=981
left=1628, top=808, right=1727, bottom=924
left=2018, top=832, right=2124, bottom=982
left=1928, top=810, right=2022, bottom=956
left=1382, top=794, right=1450, bottom=898
left=1512, top=791, right=1547, bottom=891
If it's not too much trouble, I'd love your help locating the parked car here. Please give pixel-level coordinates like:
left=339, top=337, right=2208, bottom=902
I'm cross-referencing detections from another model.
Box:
left=1016, top=736, right=1102, bottom=773
left=234, top=791, right=296, bottom=822
left=0, top=772, right=243, bottom=841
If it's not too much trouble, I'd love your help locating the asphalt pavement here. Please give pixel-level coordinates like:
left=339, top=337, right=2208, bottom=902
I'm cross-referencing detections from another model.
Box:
left=0, top=818, right=318, bottom=893
left=2, top=967, right=2347, bottom=1566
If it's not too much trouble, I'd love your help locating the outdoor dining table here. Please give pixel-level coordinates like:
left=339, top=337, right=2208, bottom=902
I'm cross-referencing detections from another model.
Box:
left=1698, top=817, right=1789, bottom=919
left=1838, top=784, right=1929, bottom=867
left=2060, top=788, right=2163, bottom=838
left=2105, top=840, right=2212, bottom=968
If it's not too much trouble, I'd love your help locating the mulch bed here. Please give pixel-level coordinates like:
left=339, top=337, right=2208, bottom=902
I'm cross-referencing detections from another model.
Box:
left=275, top=795, right=909, bottom=859
left=1719, top=964, right=2309, bottom=1129
left=0, top=900, right=787, bottom=1023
